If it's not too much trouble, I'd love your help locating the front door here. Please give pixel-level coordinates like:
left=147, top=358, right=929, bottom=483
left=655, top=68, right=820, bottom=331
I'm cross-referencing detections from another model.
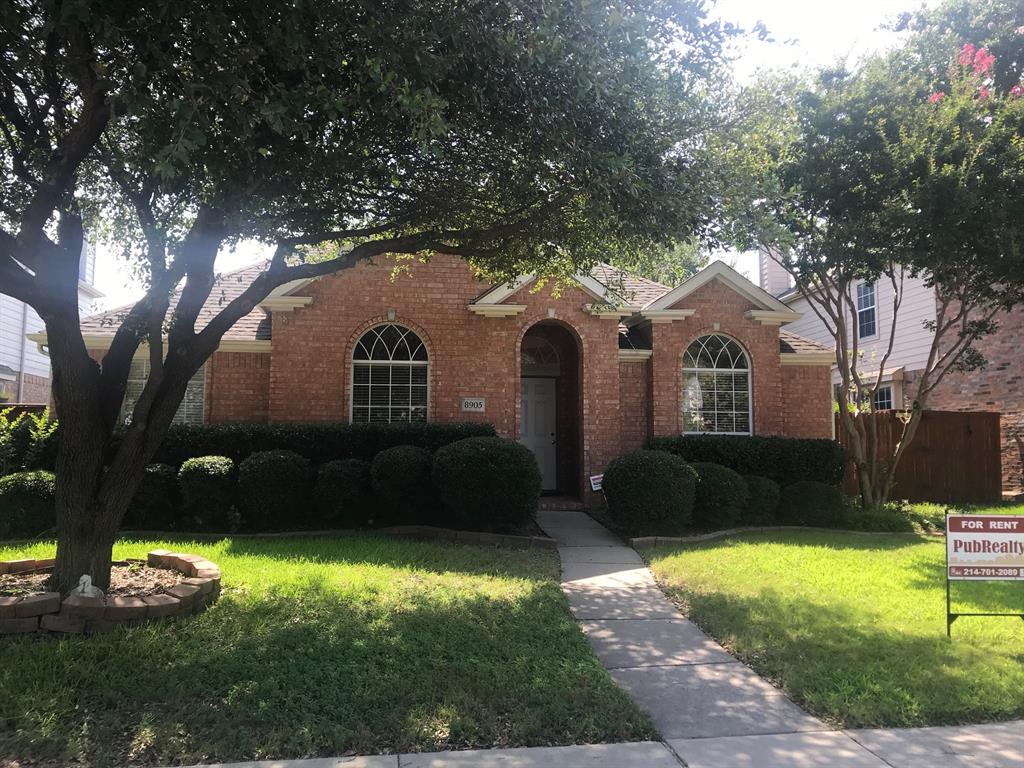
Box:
left=521, top=377, right=557, bottom=491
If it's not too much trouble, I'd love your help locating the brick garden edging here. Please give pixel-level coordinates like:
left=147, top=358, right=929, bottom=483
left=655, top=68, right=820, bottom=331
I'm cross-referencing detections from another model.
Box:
left=0, top=550, right=221, bottom=636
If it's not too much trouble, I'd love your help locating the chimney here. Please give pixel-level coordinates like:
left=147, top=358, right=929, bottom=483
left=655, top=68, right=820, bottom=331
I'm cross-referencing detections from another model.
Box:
left=759, top=250, right=792, bottom=297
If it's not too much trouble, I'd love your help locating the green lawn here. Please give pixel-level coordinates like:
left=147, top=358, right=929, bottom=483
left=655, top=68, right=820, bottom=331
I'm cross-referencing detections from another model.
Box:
left=0, top=535, right=654, bottom=767
left=647, top=529, right=1024, bottom=729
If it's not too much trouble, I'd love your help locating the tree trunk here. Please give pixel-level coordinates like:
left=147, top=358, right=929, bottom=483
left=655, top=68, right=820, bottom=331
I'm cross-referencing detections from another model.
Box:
left=51, top=500, right=119, bottom=594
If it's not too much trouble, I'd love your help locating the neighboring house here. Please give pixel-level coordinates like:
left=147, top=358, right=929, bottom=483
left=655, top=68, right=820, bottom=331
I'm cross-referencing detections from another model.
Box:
left=761, top=255, right=1024, bottom=496
left=2, top=242, right=101, bottom=404
left=44, top=256, right=833, bottom=502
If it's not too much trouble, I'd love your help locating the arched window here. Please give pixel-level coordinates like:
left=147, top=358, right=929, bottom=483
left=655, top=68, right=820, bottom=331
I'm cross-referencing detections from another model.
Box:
left=521, top=335, right=561, bottom=377
left=351, top=324, right=428, bottom=423
left=682, top=334, right=751, bottom=435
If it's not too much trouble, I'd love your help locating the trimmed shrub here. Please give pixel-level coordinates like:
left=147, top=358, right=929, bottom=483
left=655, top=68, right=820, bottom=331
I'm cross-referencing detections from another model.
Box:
left=315, top=459, right=373, bottom=528
left=432, top=437, right=541, bottom=532
left=602, top=450, right=698, bottom=537
left=178, top=456, right=237, bottom=531
left=692, top=462, right=749, bottom=530
left=0, top=409, right=58, bottom=475
left=150, top=421, right=496, bottom=467
left=124, top=463, right=181, bottom=531
left=649, top=435, right=845, bottom=487
left=0, top=470, right=55, bottom=539
left=238, top=450, right=314, bottom=530
left=741, top=475, right=781, bottom=526
left=779, top=480, right=845, bottom=527
left=371, top=445, right=435, bottom=526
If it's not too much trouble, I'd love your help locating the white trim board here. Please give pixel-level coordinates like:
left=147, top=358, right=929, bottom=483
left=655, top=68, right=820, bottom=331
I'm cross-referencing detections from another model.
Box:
left=645, top=260, right=799, bottom=318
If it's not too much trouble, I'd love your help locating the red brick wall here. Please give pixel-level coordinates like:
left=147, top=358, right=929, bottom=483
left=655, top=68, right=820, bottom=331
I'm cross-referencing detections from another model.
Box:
left=0, top=372, right=50, bottom=405
left=650, top=279, right=784, bottom=437
left=779, top=364, right=834, bottom=438
left=619, top=359, right=651, bottom=452
left=206, top=351, right=270, bottom=423
left=262, top=254, right=622, bottom=500
left=926, top=305, right=1024, bottom=493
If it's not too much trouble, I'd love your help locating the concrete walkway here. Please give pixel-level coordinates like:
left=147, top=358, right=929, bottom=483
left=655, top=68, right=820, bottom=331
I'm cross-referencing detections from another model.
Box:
left=536, top=509, right=1024, bottom=768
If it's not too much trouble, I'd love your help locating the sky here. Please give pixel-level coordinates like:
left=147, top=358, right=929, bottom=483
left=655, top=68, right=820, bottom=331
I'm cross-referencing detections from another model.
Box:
left=91, top=0, right=935, bottom=310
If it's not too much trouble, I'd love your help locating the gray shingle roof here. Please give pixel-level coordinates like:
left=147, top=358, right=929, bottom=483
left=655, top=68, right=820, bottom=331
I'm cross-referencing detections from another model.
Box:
left=79, top=261, right=272, bottom=342
left=779, top=329, right=832, bottom=355
left=590, top=263, right=671, bottom=307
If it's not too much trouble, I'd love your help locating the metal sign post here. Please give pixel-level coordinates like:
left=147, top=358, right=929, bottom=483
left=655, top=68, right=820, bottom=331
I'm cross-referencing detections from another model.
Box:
left=945, top=512, right=1024, bottom=638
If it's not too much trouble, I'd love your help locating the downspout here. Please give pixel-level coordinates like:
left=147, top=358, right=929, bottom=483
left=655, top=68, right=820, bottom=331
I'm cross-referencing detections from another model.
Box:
left=16, top=300, right=28, bottom=403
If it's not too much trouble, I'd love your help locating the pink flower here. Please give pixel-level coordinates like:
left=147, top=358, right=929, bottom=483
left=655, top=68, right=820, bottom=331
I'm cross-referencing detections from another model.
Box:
left=973, top=47, right=996, bottom=75
left=978, top=86, right=990, bottom=100
left=959, top=43, right=976, bottom=66
left=1011, top=84, right=1024, bottom=98
left=928, top=91, right=946, bottom=104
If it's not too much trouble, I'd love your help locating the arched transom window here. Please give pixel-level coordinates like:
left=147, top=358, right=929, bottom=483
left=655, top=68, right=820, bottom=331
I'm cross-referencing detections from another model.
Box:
left=521, top=336, right=561, bottom=377
left=682, top=334, right=751, bottom=435
left=351, top=324, right=428, bottom=423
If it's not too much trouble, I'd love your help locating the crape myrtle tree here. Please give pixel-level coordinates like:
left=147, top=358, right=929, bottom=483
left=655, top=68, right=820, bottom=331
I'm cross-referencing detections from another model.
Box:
left=722, top=43, right=1024, bottom=511
left=0, top=0, right=731, bottom=591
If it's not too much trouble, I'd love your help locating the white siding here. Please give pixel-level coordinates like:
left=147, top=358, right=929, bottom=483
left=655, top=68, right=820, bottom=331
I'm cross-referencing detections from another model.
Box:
left=783, top=271, right=937, bottom=385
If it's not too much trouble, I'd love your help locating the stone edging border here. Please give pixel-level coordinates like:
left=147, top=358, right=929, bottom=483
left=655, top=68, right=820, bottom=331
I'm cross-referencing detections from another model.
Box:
left=630, top=525, right=944, bottom=549
left=0, top=549, right=221, bottom=636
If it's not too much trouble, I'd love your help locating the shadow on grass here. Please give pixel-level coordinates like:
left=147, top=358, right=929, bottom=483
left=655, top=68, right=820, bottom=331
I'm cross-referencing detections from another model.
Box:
left=663, top=584, right=1024, bottom=730
left=0, top=554, right=652, bottom=768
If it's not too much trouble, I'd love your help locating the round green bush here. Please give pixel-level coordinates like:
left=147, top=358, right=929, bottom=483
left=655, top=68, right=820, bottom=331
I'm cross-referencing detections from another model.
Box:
left=178, top=455, right=237, bottom=531
left=124, top=463, right=181, bottom=531
left=602, top=450, right=697, bottom=537
left=370, top=445, right=435, bottom=526
left=692, top=462, right=749, bottom=530
left=315, top=458, right=372, bottom=528
left=238, top=450, right=314, bottom=530
left=0, top=470, right=55, bottom=539
left=779, top=481, right=845, bottom=527
left=432, top=437, right=541, bottom=532
left=740, top=475, right=781, bottom=526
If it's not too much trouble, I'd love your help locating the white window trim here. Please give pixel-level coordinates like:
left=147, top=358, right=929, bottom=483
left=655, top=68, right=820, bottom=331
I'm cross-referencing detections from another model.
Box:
left=856, top=282, right=878, bottom=341
left=348, top=324, right=430, bottom=424
left=681, top=334, right=753, bottom=436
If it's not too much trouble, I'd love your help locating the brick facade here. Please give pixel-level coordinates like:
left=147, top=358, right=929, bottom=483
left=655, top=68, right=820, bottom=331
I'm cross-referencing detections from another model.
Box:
left=82, top=256, right=835, bottom=502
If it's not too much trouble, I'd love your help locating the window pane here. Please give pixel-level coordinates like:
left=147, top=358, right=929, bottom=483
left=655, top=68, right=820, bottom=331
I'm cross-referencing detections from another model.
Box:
left=681, top=337, right=751, bottom=435
left=120, top=358, right=205, bottom=425
left=351, top=325, right=429, bottom=424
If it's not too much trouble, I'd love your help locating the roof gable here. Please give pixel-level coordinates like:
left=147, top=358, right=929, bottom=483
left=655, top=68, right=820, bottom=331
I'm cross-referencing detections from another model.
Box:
left=645, top=260, right=796, bottom=315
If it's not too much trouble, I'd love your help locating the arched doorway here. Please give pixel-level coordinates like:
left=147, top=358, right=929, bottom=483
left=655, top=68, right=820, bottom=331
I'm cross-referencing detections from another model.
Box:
left=520, top=322, right=582, bottom=496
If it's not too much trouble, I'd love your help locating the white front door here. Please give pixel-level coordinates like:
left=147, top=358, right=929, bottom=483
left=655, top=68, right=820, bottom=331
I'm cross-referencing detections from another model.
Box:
left=521, top=377, right=557, bottom=490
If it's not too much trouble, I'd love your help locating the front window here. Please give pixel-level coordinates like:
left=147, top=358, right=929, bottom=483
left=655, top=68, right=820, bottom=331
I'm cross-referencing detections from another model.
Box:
left=682, top=334, right=751, bottom=435
left=121, top=358, right=205, bottom=425
left=857, top=282, right=877, bottom=339
left=351, top=323, right=428, bottom=423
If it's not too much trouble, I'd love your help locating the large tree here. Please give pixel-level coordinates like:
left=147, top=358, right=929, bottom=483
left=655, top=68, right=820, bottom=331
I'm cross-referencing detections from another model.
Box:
left=723, top=41, right=1024, bottom=511
left=0, top=0, right=729, bottom=591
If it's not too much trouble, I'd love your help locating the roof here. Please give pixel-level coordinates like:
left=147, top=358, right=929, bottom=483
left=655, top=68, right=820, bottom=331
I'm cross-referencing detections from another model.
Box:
left=779, top=329, right=831, bottom=355
left=589, top=263, right=671, bottom=308
left=78, top=261, right=272, bottom=342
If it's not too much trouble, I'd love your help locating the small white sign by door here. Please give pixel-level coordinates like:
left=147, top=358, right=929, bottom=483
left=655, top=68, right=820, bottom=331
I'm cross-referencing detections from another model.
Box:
left=461, top=397, right=486, bottom=413
left=590, top=474, right=604, bottom=492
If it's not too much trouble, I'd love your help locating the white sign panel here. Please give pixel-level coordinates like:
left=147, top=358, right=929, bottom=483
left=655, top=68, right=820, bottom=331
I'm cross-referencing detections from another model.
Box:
left=947, top=515, right=1024, bottom=580
left=590, top=474, right=604, bottom=492
left=461, top=397, right=486, bottom=413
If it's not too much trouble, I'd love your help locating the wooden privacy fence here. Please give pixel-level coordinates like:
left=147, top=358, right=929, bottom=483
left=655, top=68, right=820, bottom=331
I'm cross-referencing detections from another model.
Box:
left=835, top=410, right=1002, bottom=504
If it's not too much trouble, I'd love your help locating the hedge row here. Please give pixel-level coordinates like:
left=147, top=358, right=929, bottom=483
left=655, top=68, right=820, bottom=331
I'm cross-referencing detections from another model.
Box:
left=648, top=434, right=845, bottom=487
left=123, top=436, right=541, bottom=535
left=147, top=421, right=497, bottom=467
left=603, top=449, right=845, bottom=536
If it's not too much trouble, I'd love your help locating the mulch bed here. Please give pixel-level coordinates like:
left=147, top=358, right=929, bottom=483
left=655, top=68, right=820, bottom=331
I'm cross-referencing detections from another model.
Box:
left=0, top=563, right=184, bottom=598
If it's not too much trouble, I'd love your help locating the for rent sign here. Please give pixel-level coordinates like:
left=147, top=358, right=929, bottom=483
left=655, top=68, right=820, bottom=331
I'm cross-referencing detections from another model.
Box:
left=946, top=515, right=1024, bottom=581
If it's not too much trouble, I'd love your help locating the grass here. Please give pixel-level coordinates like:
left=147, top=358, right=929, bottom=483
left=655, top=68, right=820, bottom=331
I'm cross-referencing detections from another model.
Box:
left=647, top=527, right=1024, bottom=729
left=0, top=535, right=654, bottom=767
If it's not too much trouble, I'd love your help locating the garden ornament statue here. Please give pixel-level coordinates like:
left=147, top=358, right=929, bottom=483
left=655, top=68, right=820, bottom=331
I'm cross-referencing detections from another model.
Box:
left=74, top=574, right=105, bottom=598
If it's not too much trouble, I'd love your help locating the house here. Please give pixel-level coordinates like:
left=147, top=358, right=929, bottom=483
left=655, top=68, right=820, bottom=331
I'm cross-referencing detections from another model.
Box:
left=761, top=255, right=1024, bottom=496
left=38, top=255, right=834, bottom=501
left=2, top=242, right=101, bottom=404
